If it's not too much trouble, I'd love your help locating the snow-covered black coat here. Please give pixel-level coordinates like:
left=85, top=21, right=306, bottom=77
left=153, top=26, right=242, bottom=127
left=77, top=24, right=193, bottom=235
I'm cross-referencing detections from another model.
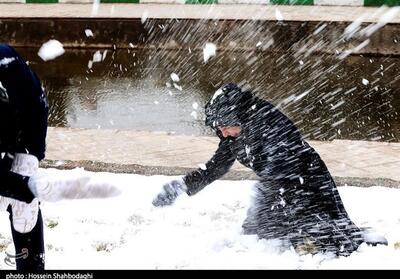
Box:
left=0, top=44, right=48, bottom=203
left=183, top=84, right=363, bottom=255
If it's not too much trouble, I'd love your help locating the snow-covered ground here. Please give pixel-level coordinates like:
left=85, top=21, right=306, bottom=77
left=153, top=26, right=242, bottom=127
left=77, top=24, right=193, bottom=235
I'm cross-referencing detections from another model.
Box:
left=1, top=168, right=399, bottom=270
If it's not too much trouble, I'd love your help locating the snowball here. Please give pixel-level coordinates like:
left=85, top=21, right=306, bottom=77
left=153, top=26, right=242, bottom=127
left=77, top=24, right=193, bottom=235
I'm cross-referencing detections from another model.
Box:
left=38, top=40, right=65, bottom=61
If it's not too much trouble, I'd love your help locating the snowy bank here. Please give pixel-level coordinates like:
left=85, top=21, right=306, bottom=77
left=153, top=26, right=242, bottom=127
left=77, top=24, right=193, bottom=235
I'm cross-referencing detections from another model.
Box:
left=0, top=168, right=399, bottom=270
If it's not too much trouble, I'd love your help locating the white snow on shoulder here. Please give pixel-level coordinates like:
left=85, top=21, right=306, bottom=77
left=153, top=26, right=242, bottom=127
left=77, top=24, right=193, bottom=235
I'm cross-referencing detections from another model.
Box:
left=38, top=40, right=65, bottom=61
left=203, top=43, right=216, bottom=63
left=0, top=57, right=16, bottom=67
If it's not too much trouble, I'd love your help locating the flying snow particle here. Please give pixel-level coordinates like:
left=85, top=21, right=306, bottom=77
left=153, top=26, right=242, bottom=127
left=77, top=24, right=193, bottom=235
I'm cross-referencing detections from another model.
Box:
left=170, top=73, right=180, bottom=82
left=38, top=40, right=65, bottom=61
left=141, top=10, right=149, bottom=24
left=85, top=29, right=94, bottom=37
left=91, top=0, right=100, bottom=16
left=192, top=102, right=199, bottom=110
left=198, top=164, right=207, bottom=170
left=256, top=41, right=262, bottom=47
left=203, top=43, right=216, bottom=63
left=88, top=50, right=105, bottom=69
left=362, top=78, right=369, bottom=85
left=102, top=50, right=108, bottom=61
left=173, top=83, right=182, bottom=91
left=93, top=51, right=102, bottom=63
left=190, top=111, right=198, bottom=119
left=275, top=9, right=284, bottom=21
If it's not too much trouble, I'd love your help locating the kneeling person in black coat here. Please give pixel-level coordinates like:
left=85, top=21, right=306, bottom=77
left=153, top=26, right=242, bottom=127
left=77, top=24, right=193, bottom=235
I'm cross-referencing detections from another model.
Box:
left=153, top=83, right=387, bottom=256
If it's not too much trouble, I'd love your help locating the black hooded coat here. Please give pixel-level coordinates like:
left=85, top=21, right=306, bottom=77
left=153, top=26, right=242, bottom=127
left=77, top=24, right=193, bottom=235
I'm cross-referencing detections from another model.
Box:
left=0, top=44, right=48, bottom=203
left=0, top=44, right=47, bottom=270
left=183, top=83, right=366, bottom=256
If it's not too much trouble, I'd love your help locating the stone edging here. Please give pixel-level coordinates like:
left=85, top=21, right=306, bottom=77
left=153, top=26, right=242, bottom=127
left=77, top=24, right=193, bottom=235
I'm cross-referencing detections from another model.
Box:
left=0, top=0, right=398, bottom=7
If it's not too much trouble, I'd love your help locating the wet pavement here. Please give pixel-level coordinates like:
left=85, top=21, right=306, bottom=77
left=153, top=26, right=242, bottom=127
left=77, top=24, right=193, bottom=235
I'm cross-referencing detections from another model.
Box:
left=16, top=48, right=400, bottom=142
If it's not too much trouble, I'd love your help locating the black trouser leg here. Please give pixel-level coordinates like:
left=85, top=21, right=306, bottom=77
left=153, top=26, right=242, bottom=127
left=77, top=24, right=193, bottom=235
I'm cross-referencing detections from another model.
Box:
left=8, top=205, right=45, bottom=271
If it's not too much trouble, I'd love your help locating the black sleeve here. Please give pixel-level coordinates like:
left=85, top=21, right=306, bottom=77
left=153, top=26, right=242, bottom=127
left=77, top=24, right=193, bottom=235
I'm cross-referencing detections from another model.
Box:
left=16, top=64, right=49, bottom=161
left=0, top=170, right=35, bottom=203
left=183, top=139, right=236, bottom=196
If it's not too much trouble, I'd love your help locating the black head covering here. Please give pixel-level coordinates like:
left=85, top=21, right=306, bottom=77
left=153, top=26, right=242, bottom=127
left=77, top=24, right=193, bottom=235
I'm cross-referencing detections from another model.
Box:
left=204, top=83, right=245, bottom=129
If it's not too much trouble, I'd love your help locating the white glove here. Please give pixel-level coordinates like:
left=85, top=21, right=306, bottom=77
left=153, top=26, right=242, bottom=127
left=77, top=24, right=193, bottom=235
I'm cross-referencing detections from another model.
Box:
left=27, top=172, right=121, bottom=202
left=0, top=196, right=40, bottom=234
left=1, top=153, right=40, bottom=234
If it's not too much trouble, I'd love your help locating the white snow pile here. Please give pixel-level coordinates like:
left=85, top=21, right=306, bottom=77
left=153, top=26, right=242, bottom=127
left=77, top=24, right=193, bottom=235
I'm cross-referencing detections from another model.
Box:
left=38, top=40, right=65, bottom=62
left=0, top=168, right=399, bottom=269
left=203, top=43, right=217, bottom=63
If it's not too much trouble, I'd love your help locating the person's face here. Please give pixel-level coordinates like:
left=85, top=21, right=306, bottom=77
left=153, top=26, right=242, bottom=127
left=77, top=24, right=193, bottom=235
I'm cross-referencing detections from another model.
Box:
left=218, top=126, right=241, bottom=138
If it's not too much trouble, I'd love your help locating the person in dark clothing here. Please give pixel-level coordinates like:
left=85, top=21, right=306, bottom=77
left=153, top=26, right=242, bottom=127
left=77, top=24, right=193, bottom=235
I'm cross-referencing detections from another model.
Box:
left=0, top=44, right=48, bottom=270
left=0, top=44, right=120, bottom=270
left=152, top=83, right=387, bottom=256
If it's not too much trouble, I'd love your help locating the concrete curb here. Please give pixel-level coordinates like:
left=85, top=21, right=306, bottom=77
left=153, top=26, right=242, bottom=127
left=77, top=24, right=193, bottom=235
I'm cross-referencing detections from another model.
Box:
left=2, top=4, right=400, bottom=55
left=41, top=158, right=400, bottom=188
left=0, top=1, right=398, bottom=7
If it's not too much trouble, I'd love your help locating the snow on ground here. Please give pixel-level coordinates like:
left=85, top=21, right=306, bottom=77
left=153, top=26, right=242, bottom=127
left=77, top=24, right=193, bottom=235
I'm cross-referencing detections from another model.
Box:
left=1, top=168, right=399, bottom=270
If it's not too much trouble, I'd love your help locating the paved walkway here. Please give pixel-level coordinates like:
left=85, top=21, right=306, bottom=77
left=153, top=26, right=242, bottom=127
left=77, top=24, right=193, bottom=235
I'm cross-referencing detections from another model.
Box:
left=43, top=127, right=400, bottom=187
left=0, top=3, right=400, bottom=23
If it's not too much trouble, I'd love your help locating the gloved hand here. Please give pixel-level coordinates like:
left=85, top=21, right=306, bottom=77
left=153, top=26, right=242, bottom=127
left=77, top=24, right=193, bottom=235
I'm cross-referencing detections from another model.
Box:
left=0, top=196, right=39, bottom=234
left=152, top=178, right=187, bottom=207
left=0, top=153, right=40, bottom=233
